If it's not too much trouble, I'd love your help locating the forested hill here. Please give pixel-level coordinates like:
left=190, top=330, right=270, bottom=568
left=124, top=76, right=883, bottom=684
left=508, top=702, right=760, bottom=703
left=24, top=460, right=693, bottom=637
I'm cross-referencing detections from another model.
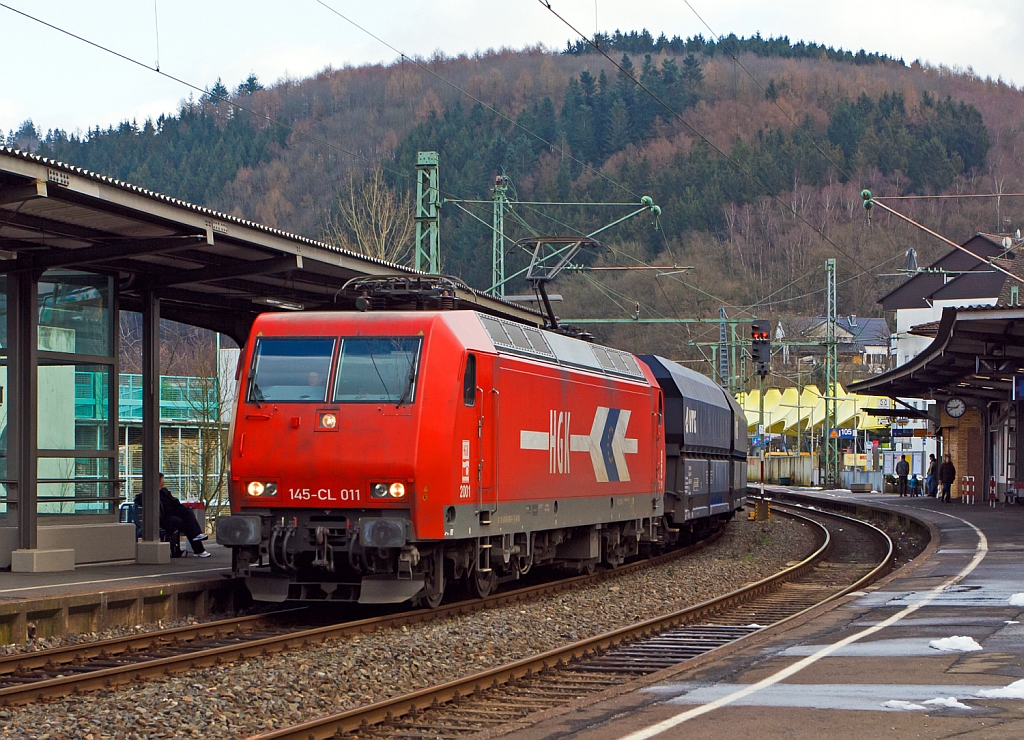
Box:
left=7, top=32, right=1024, bottom=363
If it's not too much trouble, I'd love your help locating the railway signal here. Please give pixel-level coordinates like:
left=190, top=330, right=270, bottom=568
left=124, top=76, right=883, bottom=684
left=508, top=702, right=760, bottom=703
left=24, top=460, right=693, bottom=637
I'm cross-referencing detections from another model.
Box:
left=751, top=320, right=771, bottom=377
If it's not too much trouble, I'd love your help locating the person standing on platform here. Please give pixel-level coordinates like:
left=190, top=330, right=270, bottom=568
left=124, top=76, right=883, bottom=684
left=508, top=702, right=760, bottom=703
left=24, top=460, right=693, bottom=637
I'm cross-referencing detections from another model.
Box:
left=926, top=454, right=939, bottom=497
left=896, top=455, right=910, bottom=497
left=939, top=454, right=956, bottom=503
left=909, top=474, right=920, bottom=497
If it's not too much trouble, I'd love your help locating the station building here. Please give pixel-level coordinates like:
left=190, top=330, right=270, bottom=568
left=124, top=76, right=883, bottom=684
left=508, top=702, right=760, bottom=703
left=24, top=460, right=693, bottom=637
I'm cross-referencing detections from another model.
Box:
left=851, top=235, right=1024, bottom=500
left=0, top=147, right=540, bottom=571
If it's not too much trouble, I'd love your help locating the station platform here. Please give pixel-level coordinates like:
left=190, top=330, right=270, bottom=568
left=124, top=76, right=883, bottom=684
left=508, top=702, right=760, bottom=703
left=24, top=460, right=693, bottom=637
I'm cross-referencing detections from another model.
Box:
left=0, top=543, right=242, bottom=645
left=503, top=488, right=1024, bottom=740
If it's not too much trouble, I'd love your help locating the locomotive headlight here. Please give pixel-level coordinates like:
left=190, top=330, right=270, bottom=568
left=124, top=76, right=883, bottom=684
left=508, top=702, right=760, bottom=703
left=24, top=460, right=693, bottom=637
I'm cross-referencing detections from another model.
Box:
left=246, top=481, right=277, bottom=497
left=320, top=413, right=337, bottom=429
left=371, top=482, right=406, bottom=498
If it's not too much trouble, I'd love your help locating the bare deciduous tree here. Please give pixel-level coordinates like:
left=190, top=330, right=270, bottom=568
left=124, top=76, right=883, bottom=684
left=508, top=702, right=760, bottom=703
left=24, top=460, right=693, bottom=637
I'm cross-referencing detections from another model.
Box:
left=325, top=165, right=415, bottom=265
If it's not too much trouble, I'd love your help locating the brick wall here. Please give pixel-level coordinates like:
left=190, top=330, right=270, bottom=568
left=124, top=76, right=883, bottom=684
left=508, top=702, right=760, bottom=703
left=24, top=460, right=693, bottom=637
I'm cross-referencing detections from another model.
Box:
left=941, top=407, right=984, bottom=499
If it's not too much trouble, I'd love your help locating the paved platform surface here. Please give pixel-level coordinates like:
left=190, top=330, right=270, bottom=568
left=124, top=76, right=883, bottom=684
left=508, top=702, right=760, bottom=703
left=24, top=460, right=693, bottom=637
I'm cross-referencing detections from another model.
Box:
left=0, top=544, right=237, bottom=643
left=504, top=490, right=1024, bottom=740
left=0, top=543, right=231, bottom=603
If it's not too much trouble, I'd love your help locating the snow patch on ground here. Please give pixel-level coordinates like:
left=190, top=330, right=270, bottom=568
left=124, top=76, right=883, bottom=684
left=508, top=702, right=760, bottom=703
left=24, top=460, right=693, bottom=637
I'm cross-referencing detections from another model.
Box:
left=923, top=697, right=971, bottom=709
left=929, top=636, right=983, bottom=652
left=977, top=679, right=1024, bottom=699
left=1006, top=621, right=1020, bottom=625
left=1009, top=593, right=1024, bottom=607
left=882, top=700, right=925, bottom=710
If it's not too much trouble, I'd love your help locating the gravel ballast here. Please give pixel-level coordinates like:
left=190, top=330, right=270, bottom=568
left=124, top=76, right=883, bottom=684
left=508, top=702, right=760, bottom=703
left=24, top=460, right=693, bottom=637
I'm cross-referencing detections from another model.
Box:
left=0, top=516, right=815, bottom=739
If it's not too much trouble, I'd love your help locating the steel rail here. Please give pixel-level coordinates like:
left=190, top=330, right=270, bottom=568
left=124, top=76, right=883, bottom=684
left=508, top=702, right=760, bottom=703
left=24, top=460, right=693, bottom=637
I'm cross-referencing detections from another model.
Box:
left=249, top=505, right=886, bottom=740
left=0, top=528, right=723, bottom=706
left=0, top=608, right=308, bottom=677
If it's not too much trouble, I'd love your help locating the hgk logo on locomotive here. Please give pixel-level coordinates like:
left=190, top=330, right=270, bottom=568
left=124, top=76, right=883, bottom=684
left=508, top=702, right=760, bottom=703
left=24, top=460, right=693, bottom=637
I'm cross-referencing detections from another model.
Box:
left=519, top=406, right=638, bottom=482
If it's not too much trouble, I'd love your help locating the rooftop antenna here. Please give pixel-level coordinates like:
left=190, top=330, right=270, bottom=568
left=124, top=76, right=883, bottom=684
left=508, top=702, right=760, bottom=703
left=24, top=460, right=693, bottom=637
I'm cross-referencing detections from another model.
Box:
left=904, top=247, right=918, bottom=274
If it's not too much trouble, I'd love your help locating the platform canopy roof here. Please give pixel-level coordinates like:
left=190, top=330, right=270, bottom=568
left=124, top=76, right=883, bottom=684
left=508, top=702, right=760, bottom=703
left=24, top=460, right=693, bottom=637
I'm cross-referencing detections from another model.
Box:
left=736, top=385, right=888, bottom=434
left=849, top=306, right=1024, bottom=402
left=0, top=147, right=544, bottom=343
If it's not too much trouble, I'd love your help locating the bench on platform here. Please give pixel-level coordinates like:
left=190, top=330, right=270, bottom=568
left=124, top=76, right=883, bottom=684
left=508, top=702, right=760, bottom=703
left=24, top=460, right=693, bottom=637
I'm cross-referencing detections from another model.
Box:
left=119, top=502, right=183, bottom=557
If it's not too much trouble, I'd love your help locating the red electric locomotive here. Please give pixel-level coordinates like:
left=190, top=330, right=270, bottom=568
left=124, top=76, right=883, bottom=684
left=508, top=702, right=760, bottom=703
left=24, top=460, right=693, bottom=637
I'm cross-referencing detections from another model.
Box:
left=218, top=309, right=670, bottom=604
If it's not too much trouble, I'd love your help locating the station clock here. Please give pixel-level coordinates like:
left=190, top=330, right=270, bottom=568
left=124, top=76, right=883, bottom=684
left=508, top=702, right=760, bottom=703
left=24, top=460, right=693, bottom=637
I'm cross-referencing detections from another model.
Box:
left=944, top=397, right=967, bottom=418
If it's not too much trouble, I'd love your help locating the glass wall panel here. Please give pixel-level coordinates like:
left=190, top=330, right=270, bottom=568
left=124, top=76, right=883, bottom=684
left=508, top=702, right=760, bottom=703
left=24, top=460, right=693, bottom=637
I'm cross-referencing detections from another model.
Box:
left=0, top=274, right=7, bottom=356
left=38, top=362, right=110, bottom=450
left=0, top=358, right=7, bottom=509
left=38, top=271, right=112, bottom=357
left=37, top=457, right=115, bottom=515
left=0, top=275, right=8, bottom=517
left=0, top=274, right=6, bottom=511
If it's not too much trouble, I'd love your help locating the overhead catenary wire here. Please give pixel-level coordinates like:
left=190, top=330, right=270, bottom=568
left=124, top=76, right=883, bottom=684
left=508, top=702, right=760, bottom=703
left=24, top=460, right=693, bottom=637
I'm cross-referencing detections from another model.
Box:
left=680, top=0, right=854, bottom=182
left=0, top=3, right=419, bottom=189
left=310, top=0, right=643, bottom=201
left=535, top=0, right=872, bottom=275
left=448, top=200, right=645, bottom=206
left=681, top=2, right=1024, bottom=299
left=317, top=0, right=884, bottom=313
left=874, top=193, right=1024, bottom=200
left=868, top=198, right=1024, bottom=286
left=152, top=0, right=160, bottom=71
left=516, top=198, right=741, bottom=309
left=6, top=0, right=920, bottom=316
left=2, top=0, right=594, bottom=222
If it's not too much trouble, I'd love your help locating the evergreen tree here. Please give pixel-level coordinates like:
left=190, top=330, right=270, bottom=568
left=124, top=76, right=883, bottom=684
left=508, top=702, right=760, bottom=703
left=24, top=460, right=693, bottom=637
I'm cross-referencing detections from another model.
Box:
left=237, top=73, right=264, bottom=96
left=204, top=78, right=230, bottom=106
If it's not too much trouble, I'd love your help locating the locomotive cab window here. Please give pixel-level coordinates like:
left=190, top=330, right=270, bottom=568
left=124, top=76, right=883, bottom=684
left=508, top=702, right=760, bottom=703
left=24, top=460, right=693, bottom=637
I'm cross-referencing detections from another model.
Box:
left=334, top=337, right=422, bottom=403
left=463, top=354, right=476, bottom=406
left=248, top=337, right=336, bottom=403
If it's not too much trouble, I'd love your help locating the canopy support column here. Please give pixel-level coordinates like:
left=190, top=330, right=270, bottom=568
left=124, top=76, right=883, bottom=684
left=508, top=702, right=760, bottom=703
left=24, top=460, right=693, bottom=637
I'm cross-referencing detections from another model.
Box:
left=8, top=270, right=38, bottom=552
left=137, top=289, right=169, bottom=563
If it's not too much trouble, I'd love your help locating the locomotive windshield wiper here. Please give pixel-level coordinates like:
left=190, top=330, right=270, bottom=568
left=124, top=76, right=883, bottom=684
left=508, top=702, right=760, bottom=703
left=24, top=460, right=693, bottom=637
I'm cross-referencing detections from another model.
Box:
left=251, top=382, right=264, bottom=408
left=396, top=357, right=418, bottom=408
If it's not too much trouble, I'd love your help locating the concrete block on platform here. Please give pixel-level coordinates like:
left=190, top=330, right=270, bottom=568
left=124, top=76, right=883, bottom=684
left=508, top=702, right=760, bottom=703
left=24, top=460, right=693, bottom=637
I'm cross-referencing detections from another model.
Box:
left=11, top=548, right=76, bottom=573
left=136, top=541, right=171, bottom=564
left=39, top=523, right=136, bottom=564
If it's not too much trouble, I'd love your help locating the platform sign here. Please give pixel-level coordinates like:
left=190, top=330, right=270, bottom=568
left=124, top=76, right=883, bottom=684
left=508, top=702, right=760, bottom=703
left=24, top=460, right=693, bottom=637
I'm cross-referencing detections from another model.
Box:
left=828, top=428, right=854, bottom=439
left=1014, top=375, right=1024, bottom=400
left=891, top=428, right=916, bottom=437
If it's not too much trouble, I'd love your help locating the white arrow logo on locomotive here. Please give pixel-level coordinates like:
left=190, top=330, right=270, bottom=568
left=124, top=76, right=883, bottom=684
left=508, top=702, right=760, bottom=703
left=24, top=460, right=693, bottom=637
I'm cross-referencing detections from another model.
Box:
left=519, top=407, right=638, bottom=482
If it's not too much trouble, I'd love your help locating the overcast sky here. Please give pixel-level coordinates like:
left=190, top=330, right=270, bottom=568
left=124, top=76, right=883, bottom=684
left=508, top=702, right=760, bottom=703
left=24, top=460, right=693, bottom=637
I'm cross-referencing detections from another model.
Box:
left=2, top=0, right=1022, bottom=137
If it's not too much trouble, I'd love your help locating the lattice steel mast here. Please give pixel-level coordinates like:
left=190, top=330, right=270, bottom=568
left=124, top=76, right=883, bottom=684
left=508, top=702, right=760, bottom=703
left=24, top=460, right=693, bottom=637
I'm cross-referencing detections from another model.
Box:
left=414, top=151, right=440, bottom=273
left=491, top=175, right=508, bottom=297
left=824, top=257, right=839, bottom=487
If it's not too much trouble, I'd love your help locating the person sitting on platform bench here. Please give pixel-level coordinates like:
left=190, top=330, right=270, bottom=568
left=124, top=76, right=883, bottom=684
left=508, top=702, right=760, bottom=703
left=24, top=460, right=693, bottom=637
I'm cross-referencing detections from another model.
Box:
left=136, top=474, right=210, bottom=558
left=895, top=455, right=910, bottom=497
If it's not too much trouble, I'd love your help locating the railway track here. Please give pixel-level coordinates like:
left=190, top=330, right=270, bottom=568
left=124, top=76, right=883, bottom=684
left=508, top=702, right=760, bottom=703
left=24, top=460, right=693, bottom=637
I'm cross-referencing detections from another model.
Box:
left=0, top=528, right=724, bottom=707
left=250, top=502, right=894, bottom=740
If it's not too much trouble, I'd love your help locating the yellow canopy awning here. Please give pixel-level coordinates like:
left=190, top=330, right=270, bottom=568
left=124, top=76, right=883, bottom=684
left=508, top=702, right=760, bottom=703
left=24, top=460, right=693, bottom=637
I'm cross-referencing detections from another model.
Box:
left=739, top=384, right=888, bottom=434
